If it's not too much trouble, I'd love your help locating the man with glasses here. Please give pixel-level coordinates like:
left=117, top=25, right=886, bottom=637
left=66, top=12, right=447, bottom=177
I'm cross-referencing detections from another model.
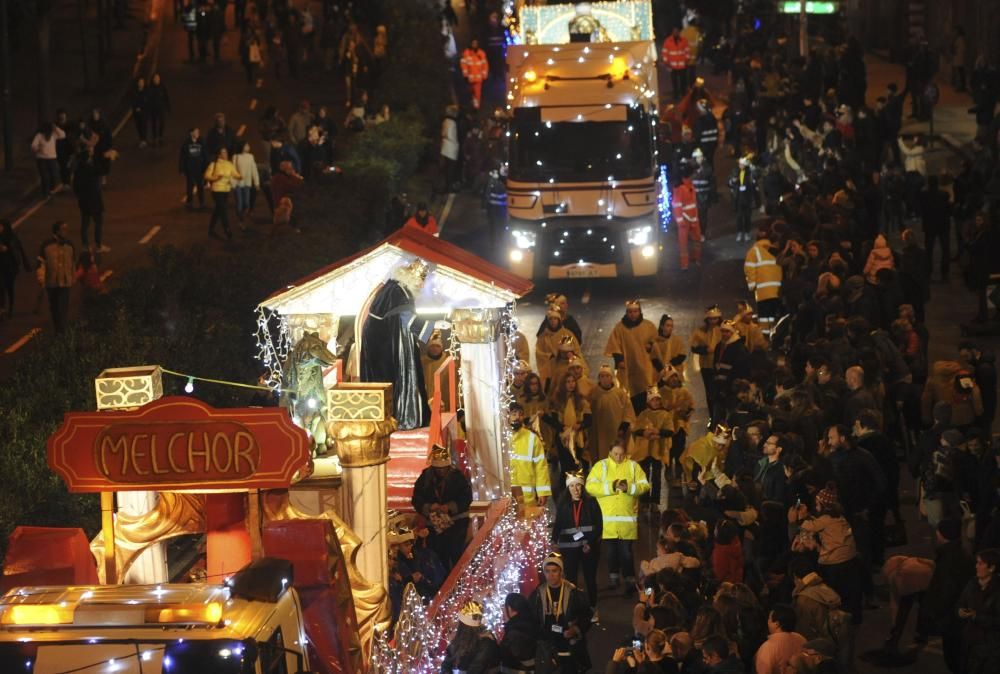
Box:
left=755, top=434, right=790, bottom=505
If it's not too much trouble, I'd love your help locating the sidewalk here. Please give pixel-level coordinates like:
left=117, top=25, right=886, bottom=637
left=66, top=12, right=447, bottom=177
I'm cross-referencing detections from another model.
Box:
left=0, top=0, right=155, bottom=218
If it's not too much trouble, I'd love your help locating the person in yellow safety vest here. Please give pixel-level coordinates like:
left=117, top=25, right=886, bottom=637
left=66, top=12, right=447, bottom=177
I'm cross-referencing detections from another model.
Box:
left=460, top=38, right=489, bottom=109
left=658, top=365, right=694, bottom=482
left=586, top=443, right=650, bottom=590
left=630, top=386, right=675, bottom=512
left=671, top=170, right=702, bottom=270
left=743, top=230, right=783, bottom=333
left=680, top=21, right=702, bottom=70
left=679, top=423, right=732, bottom=485
left=733, top=301, right=769, bottom=353
left=509, top=402, right=551, bottom=507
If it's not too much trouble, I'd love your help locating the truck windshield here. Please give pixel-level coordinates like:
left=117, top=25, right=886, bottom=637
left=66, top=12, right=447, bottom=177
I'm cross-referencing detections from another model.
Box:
left=0, top=639, right=253, bottom=673
left=509, top=106, right=653, bottom=182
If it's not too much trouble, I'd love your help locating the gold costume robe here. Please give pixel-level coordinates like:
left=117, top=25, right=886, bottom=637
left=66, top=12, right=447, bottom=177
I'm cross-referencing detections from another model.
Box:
left=605, top=319, right=658, bottom=397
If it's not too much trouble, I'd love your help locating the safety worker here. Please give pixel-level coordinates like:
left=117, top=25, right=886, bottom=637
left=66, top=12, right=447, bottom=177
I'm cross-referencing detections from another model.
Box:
left=671, top=168, right=702, bottom=270
left=733, top=301, right=769, bottom=352
left=630, top=386, right=674, bottom=512
left=661, top=26, right=690, bottom=101
left=729, top=156, right=757, bottom=242
left=605, top=298, right=660, bottom=413
left=421, top=329, right=452, bottom=411
left=712, top=320, right=751, bottom=423
left=743, top=229, right=783, bottom=334
left=691, top=148, right=715, bottom=240
left=680, top=423, right=731, bottom=485
left=537, top=303, right=582, bottom=394
left=690, top=305, right=722, bottom=423
left=586, top=442, right=650, bottom=590
left=509, top=402, right=551, bottom=507
left=588, top=364, right=636, bottom=460
left=693, top=99, right=719, bottom=172
left=652, top=313, right=687, bottom=375
left=658, top=365, right=694, bottom=482
left=460, top=38, right=489, bottom=109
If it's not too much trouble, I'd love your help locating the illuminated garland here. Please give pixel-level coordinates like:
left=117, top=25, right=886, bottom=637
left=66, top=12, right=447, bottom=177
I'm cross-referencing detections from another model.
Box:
left=657, top=163, right=672, bottom=233
left=370, top=503, right=552, bottom=673
left=254, top=305, right=291, bottom=391
left=493, top=302, right=519, bottom=501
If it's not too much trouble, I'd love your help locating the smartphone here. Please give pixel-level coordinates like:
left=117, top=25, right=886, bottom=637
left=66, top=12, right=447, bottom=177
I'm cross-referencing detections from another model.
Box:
left=632, top=639, right=642, bottom=650
left=645, top=587, right=654, bottom=596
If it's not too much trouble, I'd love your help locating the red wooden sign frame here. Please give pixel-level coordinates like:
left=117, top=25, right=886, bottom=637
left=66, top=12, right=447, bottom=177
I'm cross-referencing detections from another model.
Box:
left=47, top=397, right=312, bottom=493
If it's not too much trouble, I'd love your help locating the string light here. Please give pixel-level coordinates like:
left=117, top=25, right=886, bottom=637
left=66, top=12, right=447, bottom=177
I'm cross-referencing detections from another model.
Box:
left=184, top=377, right=195, bottom=394
left=159, top=368, right=272, bottom=392
left=254, top=305, right=291, bottom=391
left=658, top=163, right=672, bottom=232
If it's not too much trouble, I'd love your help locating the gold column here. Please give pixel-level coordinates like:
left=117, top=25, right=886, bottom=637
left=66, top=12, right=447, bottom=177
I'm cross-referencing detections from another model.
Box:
left=327, top=383, right=397, bottom=588
left=450, top=308, right=508, bottom=497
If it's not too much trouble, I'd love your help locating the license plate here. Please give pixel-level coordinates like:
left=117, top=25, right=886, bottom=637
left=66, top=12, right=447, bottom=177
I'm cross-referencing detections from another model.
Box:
left=549, top=263, right=617, bottom=279
left=566, top=266, right=600, bottom=278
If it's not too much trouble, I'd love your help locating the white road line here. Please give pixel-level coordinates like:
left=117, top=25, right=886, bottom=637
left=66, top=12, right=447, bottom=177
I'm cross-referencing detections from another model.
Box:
left=4, top=328, right=41, bottom=354
left=438, top=193, right=456, bottom=233
left=236, top=124, right=247, bottom=137
left=100, top=269, right=114, bottom=282
left=249, top=98, right=258, bottom=110
left=581, top=290, right=591, bottom=305
left=11, top=200, right=47, bottom=230
left=139, top=225, right=161, bottom=244
left=113, top=110, right=134, bottom=137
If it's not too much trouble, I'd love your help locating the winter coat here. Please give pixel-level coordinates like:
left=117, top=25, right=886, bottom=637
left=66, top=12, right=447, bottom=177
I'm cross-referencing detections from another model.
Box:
left=921, top=360, right=984, bottom=427
left=799, top=514, right=858, bottom=565
left=829, top=445, right=886, bottom=516
left=72, top=158, right=104, bottom=214
left=793, top=572, right=843, bottom=639
left=146, top=82, right=170, bottom=115
left=232, top=152, right=261, bottom=189
left=711, top=539, right=743, bottom=583
left=552, top=491, right=602, bottom=550
left=958, top=575, right=1000, bottom=674
left=179, top=137, right=207, bottom=175
left=498, top=613, right=540, bottom=672
left=863, top=234, right=895, bottom=284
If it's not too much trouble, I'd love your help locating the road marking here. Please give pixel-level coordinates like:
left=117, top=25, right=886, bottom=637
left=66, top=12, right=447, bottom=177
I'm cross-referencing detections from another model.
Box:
left=236, top=124, right=247, bottom=137
left=4, top=328, right=41, bottom=354
left=249, top=98, right=258, bottom=110
left=113, top=110, right=133, bottom=137
left=139, top=225, right=161, bottom=244
left=100, top=269, right=114, bottom=282
left=438, top=193, right=456, bottom=233
left=581, top=289, right=591, bottom=305
left=11, top=199, right=47, bottom=230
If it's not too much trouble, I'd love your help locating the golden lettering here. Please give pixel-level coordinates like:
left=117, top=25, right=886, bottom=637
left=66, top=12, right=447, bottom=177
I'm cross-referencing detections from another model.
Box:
left=233, top=431, right=258, bottom=474
left=99, top=435, right=128, bottom=476
left=212, top=433, right=233, bottom=473
left=189, top=433, right=211, bottom=473
left=166, top=433, right=185, bottom=473
left=129, top=434, right=150, bottom=476
left=148, top=434, right=168, bottom=475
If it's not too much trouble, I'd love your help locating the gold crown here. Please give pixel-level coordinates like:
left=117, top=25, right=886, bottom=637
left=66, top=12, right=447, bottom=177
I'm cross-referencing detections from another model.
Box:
left=661, top=365, right=680, bottom=380
left=460, top=600, right=484, bottom=617
left=721, top=319, right=738, bottom=331
left=559, top=335, right=575, bottom=351
left=565, top=469, right=586, bottom=486
left=646, top=385, right=662, bottom=399
left=546, top=303, right=562, bottom=318
left=430, top=443, right=451, bottom=467
left=599, top=364, right=614, bottom=375
left=458, top=599, right=484, bottom=626
left=546, top=292, right=567, bottom=306
left=513, top=359, right=531, bottom=373
left=625, top=298, right=641, bottom=310
left=395, top=258, right=430, bottom=287
left=705, top=305, right=722, bottom=319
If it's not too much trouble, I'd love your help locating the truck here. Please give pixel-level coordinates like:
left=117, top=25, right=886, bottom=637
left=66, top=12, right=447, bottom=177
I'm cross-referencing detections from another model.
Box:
left=0, top=558, right=317, bottom=674
left=504, top=1, right=664, bottom=280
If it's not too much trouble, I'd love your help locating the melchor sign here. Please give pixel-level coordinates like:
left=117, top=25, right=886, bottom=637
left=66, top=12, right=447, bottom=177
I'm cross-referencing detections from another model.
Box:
left=48, top=397, right=312, bottom=492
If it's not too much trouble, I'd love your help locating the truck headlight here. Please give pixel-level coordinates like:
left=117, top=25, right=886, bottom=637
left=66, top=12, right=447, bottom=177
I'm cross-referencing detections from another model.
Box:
left=510, top=249, right=524, bottom=262
left=511, top=229, right=537, bottom=249
left=627, top=225, right=652, bottom=247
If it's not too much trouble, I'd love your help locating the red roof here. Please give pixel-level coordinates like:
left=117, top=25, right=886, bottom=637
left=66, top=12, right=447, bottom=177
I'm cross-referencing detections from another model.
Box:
left=263, top=227, right=534, bottom=304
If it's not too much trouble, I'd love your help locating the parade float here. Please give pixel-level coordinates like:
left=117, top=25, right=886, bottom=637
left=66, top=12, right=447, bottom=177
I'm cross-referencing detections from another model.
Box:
left=0, top=228, right=553, bottom=673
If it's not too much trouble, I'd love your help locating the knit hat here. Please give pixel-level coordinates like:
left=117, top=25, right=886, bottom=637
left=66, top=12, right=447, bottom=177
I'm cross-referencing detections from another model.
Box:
left=941, top=429, right=964, bottom=448
left=543, top=552, right=564, bottom=571
left=937, top=518, right=961, bottom=542
left=458, top=600, right=484, bottom=627
left=802, top=639, right=837, bottom=659
left=565, top=470, right=585, bottom=488
left=815, top=485, right=840, bottom=512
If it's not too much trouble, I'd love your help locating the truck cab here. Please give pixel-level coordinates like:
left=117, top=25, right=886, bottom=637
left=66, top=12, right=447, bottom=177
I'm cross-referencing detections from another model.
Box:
left=0, top=558, right=313, bottom=674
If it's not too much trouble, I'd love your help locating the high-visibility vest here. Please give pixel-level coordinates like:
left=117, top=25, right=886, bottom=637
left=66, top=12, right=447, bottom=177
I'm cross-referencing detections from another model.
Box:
left=661, top=36, right=689, bottom=70
left=585, top=458, right=649, bottom=540
left=460, top=48, right=489, bottom=82
left=744, top=239, right=782, bottom=302
left=671, top=180, right=700, bottom=228
left=510, top=427, right=551, bottom=504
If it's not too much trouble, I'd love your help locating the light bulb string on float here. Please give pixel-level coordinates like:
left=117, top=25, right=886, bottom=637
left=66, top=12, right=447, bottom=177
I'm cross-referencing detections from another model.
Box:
left=159, top=367, right=273, bottom=392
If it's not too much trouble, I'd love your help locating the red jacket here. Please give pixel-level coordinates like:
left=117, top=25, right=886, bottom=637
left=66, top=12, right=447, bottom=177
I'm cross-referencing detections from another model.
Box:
left=711, top=538, right=743, bottom=583
left=671, top=179, right=700, bottom=227
left=460, top=48, right=489, bottom=82
left=404, top=215, right=439, bottom=237
left=661, top=36, right=690, bottom=70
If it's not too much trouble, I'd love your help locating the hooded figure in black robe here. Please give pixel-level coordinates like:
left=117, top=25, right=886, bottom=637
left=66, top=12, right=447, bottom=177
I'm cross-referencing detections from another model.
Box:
left=360, top=258, right=432, bottom=430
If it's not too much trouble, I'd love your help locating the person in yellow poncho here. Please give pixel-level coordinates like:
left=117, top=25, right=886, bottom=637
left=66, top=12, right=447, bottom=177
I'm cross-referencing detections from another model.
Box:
left=508, top=359, right=531, bottom=403
left=421, top=329, right=453, bottom=411
left=733, top=300, right=769, bottom=353
left=586, top=442, right=650, bottom=589
left=537, top=304, right=581, bottom=394
left=552, top=335, right=587, bottom=390
left=605, top=298, right=660, bottom=413
left=652, top=313, right=687, bottom=377
left=588, top=364, right=636, bottom=461
left=543, top=371, right=592, bottom=492
left=658, top=365, right=695, bottom=482
left=508, top=402, right=551, bottom=506
left=512, top=329, right=530, bottom=366
left=680, top=423, right=732, bottom=485
left=690, top=304, right=723, bottom=423
left=566, top=354, right=594, bottom=401
left=630, top=386, right=675, bottom=512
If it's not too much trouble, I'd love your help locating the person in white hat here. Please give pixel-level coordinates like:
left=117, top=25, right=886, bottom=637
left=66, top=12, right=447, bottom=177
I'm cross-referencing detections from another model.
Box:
left=605, top=298, right=660, bottom=414
left=552, top=470, right=604, bottom=622
left=440, top=599, right=501, bottom=672
left=536, top=304, right=581, bottom=395
left=411, top=444, right=473, bottom=570
left=630, top=385, right=675, bottom=513
left=588, top=364, right=636, bottom=461
left=536, top=292, right=582, bottom=346
left=529, top=552, right=593, bottom=670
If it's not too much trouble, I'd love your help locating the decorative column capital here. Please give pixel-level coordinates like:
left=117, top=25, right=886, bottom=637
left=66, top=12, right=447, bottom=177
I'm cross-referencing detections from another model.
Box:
left=327, top=383, right=397, bottom=467
left=450, top=308, right=503, bottom=343
left=94, top=365, right=163, bottom=410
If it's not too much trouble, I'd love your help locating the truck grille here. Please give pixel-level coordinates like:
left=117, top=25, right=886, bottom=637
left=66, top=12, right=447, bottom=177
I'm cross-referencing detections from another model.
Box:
left=544, top=226, right=620, bottom=265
